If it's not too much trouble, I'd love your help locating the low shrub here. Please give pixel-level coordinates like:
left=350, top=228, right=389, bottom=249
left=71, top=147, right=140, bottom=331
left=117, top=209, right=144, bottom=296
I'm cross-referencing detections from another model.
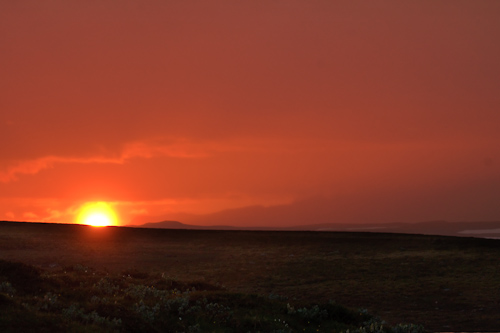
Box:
left=0, top=260, right=426, bottom=332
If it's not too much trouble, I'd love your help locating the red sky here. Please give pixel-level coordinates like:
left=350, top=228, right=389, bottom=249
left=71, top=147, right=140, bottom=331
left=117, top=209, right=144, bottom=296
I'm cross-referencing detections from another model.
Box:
left=1, top=1, right=500, bottom=227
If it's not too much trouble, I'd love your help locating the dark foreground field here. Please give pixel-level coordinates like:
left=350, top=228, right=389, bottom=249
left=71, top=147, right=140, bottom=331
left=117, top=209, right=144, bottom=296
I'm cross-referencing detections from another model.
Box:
left=1, top=221, right=499, bottom=332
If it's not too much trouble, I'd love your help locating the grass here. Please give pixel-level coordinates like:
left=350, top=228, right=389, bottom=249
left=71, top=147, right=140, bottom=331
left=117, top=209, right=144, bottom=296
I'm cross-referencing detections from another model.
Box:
left=1, top=221, right=500, bottom=331
left=0, top=260, right=421, bottom=332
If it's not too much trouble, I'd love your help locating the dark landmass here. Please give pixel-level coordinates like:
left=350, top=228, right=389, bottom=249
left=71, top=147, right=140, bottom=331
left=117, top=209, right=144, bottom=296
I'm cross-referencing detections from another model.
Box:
left=138, top=220, right=239, bottom=230
left=0, top=257, right=396, bottom=333
left=1, top=220, right=500, bottom=331
left=135, top=219, right=500, bottom=239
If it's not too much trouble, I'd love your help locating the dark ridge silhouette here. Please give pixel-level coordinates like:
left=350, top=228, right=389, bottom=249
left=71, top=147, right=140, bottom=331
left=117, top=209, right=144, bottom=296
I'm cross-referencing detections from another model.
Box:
left=135, top=219, right=500, bottom=238
left=130, top=220, right=240, bottom=230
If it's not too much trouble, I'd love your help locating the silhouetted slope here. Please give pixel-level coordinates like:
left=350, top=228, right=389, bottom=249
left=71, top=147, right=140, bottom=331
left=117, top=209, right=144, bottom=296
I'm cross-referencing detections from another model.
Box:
left=139, top=220, right=239, bottom=230
left=137, top=219, right=500, bottom=238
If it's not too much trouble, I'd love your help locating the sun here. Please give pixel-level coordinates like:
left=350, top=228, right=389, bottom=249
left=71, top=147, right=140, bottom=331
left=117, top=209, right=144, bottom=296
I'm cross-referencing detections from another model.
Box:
left=76, top=202, right=118, bottom=227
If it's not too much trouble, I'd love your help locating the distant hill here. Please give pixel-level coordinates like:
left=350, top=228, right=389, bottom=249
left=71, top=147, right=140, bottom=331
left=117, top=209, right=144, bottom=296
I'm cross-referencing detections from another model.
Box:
left=291, top=220, right=500, bottom=238
left=135, top=220, right=500, bottom=239
left=137, top=220, right=239, bottom=230
left=139, top=221, right=197, bottom=229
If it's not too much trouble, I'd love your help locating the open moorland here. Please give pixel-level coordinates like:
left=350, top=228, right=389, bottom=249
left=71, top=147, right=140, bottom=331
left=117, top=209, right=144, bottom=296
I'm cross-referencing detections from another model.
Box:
left=1, top=221, right=499, bottom=332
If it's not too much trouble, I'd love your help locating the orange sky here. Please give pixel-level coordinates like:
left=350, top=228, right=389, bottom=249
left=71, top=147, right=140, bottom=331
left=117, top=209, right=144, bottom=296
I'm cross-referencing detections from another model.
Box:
left=1, top=1, right=500, bottom=227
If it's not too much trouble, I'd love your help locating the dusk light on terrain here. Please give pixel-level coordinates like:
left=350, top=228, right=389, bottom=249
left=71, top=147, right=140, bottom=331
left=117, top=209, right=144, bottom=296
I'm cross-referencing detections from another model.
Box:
left=1, top=1, right=499, bottom=227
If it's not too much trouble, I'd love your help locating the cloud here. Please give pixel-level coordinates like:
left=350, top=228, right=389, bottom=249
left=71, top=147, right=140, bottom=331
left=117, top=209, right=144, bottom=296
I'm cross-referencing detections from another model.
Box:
left=0, top=155, right=121, bottom=183
left=1, top=135, right=338, bottom=183
left=2, top=134, right=491, bottom=187
left=121, top=138, right=217, bottom=159
left=0, top=137, right=226, bottom=183
left=22, top=212, right=38, bottom=220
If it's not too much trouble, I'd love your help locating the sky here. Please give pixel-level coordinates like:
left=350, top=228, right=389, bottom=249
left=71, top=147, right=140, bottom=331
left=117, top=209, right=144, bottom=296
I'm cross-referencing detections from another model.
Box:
left=1, top=0, right=500, bottom=227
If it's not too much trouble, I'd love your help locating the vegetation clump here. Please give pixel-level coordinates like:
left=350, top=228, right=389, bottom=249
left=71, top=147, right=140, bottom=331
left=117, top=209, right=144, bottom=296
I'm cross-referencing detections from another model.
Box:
left=0, top=260, right=424, bottom=332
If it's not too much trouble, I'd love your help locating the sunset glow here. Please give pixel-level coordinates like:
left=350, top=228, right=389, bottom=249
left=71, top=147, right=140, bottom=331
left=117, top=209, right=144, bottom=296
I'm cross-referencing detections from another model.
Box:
left=1, top=1, right=500, bottom=227
left=76, top=202, right=118, bottom=227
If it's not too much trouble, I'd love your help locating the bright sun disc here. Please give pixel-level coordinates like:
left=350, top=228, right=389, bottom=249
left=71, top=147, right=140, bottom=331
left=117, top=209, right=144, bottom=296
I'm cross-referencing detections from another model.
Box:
left=76, top=202, right=118, bottom=227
